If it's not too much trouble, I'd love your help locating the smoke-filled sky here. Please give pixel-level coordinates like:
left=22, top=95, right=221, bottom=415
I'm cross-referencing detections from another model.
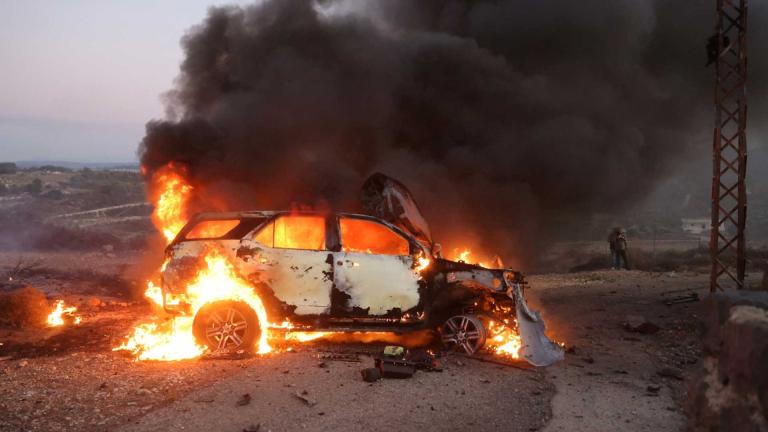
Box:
left=136, top=0, right=766, bottom=265
left=2, top=0, right=766, bottom=263
left=1, top=0, right=765, bottom=162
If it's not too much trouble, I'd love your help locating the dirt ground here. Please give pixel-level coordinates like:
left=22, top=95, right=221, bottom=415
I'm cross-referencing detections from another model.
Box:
left=0, top=250, right=743, bottom=432
left=529, top=271, right=705, bottom=431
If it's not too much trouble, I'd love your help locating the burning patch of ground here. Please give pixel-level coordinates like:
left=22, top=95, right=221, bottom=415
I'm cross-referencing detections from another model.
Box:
left=0, top=303, right=146, bottom=359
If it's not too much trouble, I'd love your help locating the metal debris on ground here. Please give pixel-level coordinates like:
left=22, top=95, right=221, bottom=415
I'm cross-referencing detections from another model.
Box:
left=376, top=357, right=416, bottom=378
left=361, top=367, right=382, bottom=382
left=360, top=346, right=444, bottom=380
left=382, top=346, right=405, bottom=357
left=664, top=292, right=699, bottom=305
left=405, top=348, right=443, bottom=372
left=293, top=390, right=317, bottom=407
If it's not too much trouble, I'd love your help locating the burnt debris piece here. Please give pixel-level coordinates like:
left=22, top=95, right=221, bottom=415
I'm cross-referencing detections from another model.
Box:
left=664, top=292, right=699, bottom=305
left=293, top=390, right=317, bottom=407
left=362, top=346, right=444, bottom=380
left=361, top=367, right=382, bottom=382
left=622, top=315, right=661, bottom=335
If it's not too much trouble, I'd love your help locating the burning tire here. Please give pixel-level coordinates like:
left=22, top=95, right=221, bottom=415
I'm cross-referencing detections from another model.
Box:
left=192, top=300, right=260, bottom=352
left=440, top=314, right=487, bottom=356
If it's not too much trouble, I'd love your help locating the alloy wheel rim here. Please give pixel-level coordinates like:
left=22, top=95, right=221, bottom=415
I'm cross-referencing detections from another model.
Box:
left=205, top=308, right=248, bottom=350
left=442, top=315, right=484, bottom=355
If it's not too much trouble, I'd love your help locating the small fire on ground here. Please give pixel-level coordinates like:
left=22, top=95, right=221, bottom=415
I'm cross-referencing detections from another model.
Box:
left=114, top=163, right=526, bottom=361
left=46, top=300, right=81, bottom=327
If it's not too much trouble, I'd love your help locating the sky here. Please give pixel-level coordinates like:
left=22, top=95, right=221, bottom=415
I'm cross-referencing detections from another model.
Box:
left=0, top=1, right=764, bottom=166
left=0, top=0, right=250, bottom=163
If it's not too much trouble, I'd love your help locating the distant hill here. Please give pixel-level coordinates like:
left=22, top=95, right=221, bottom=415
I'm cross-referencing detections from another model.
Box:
left=14, top=160, right=139, bottom=170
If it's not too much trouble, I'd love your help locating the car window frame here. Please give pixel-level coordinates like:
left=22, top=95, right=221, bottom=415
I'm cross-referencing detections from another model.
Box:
left=176, top=217, right=264, bottom=243
left=336, top=215, right=413, bottom=257
left=246, top=213, right=330, bottom=252
left=183, top=219, right=242, bottom=240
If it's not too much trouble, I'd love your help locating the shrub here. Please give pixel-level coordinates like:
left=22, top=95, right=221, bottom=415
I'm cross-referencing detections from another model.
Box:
left=0, top=286, right=50, bottom=328
left=0, top=162, right=18, bottom=174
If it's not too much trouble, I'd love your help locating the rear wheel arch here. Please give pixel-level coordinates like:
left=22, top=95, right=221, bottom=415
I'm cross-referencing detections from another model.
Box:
left=424, top=281, right=483, bottom=326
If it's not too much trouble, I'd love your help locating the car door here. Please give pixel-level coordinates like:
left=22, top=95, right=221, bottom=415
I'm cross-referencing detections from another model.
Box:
left=332, top=216, right=421, bottom=316
left=238, top=214, right=333, bottom=315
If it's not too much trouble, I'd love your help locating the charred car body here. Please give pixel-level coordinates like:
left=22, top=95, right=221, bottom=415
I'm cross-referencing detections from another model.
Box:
left=160, top=174, right=563, bottom=366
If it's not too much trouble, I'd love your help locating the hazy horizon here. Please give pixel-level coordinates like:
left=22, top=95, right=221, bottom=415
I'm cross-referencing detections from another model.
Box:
left=0, top=0, right=252, bottom=162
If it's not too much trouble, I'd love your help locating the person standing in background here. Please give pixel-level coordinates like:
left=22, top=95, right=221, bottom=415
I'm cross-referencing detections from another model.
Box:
left=609, top=227, right=630, bottom=270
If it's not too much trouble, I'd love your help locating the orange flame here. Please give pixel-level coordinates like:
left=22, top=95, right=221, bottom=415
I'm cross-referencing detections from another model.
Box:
left=150, top=163, right=193, bottom=243
left=115, top=249, right=273, bottom=360
left=450, top=248, right=504, bottom=269
left=115, top=163, right=278, bottom=360
left=484, top=320, right=521, bottom=359
left=46, top=300, right=81, bottom=327
left=112, top=320, right=203, bottom=361
left=456, top=249, right=472, bottom=263
left=416, top=256, right=431, bottom=272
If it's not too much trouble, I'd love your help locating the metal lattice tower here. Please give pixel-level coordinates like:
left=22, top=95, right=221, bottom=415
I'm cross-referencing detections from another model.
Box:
left=710, top=0, right=748, bottom=291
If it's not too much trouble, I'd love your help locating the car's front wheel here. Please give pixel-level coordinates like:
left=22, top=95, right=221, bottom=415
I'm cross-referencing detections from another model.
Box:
left=192, top=300, right=260, bottom=352
left=441, top=314, right=487, bottom=356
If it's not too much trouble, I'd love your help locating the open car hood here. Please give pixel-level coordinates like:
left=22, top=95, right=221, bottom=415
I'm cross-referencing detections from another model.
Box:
left=360, top=173, right=433, bottom=247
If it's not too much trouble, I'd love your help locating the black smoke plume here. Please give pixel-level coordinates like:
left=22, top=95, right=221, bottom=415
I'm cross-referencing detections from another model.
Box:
left=139, top=0, right=767, bottom=268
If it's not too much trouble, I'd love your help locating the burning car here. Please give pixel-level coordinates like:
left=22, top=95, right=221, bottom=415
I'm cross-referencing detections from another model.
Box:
left=115, top=170, right=562, bottom=365
left=160, top=207, right=563, bottom=366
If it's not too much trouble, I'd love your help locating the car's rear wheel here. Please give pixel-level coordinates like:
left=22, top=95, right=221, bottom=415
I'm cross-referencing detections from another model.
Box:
left=192, top=300, right=260, bottom=352
left=441, top=314, right=487, bottom=356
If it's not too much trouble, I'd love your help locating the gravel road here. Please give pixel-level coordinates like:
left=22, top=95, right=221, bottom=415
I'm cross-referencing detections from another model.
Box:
left=119, top=350, right=553, bottom=432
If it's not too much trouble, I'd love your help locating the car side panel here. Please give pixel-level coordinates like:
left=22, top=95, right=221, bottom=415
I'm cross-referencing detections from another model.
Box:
left=165, top=239, right=333, bottom=316
left=236, top=239, right=333, bottom=315
left=332, top=252, right=420, bottom=315
left=255, top=248, right=332, bottom=315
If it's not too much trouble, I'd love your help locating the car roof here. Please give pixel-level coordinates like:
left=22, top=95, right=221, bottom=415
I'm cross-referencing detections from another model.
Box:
left=183, top=210, right=421, bottom=246
left=190, top=210, right=388, bottom=221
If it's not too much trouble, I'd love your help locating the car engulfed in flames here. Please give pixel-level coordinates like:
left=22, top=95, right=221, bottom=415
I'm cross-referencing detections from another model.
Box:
left=115, top=166, right=563, bottom=366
